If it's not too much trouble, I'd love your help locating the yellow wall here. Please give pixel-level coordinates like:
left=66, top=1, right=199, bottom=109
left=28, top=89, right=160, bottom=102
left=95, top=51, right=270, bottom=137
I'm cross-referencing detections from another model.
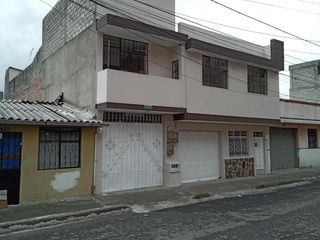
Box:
left=0, top=125, right=96, bottom=203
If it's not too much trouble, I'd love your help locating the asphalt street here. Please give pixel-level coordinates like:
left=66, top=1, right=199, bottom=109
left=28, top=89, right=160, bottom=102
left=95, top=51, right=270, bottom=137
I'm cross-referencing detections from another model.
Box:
left=3, top=181, right=320, bottom=240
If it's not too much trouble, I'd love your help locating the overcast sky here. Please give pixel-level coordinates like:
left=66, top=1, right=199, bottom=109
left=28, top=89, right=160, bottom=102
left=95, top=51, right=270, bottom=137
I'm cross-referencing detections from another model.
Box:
left=1, top=0, right=320, bottom=98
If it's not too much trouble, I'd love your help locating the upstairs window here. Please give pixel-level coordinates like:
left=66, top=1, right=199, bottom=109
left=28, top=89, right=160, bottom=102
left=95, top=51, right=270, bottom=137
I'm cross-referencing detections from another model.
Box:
left=202, top=56, right=228, bottom=89
left=308, top=129, right=318, bottom=149
left=172, top=60, right=179, bottom=79
left=248, top=66, right=267, bottom=95
left=317, top=65, right=320, bottom=75
left=103, top=35, right=148, bottom=74
left=38, top=128, right=81, bottom=170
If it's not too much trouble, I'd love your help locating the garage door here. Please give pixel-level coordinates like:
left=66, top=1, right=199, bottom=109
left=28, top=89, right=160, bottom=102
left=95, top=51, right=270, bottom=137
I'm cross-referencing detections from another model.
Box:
left=102, top=113, right=163, bottom=193
left=178, top=131, right=220, bottom=183
left=270, top=128, right=297, bottom=170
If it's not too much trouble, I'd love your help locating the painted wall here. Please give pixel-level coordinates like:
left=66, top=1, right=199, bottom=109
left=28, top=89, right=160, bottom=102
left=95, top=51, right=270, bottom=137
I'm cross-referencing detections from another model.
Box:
left=163, top=121, right=271, bottom=187
left=96, top=68, right=186, bottom=108
left=281, top=100, right=320, bottom=124
left=184, top=52, right=280, bottom=119
left=97, top=0, right=175, bottom=31
left=297, top=125, right=320, bottom=168
left=1, top=125, right=96, bottom=203
left=179, top=23, right=271, bottom=59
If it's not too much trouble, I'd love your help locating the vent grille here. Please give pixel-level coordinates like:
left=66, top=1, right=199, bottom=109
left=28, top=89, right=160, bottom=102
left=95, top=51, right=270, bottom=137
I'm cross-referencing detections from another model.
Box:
left=104, top=112, right=162, bottom=123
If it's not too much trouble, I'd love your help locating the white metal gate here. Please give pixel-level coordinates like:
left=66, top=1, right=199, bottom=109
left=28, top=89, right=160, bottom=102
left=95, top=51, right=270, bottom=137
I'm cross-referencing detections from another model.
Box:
left=178, top=131, right=220, bottom=183
left=101, top=113, right=163, bottom=193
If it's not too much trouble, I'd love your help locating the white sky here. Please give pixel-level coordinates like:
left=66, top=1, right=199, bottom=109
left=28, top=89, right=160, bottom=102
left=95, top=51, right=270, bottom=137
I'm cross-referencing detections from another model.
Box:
left=1, top=0, right=320, bottom=98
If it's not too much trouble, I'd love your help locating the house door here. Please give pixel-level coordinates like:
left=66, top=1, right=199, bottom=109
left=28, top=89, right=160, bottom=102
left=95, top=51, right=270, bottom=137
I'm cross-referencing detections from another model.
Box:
left=253, top=132, right=265, bottom=175
left=0, top=132, right=22, bottom=205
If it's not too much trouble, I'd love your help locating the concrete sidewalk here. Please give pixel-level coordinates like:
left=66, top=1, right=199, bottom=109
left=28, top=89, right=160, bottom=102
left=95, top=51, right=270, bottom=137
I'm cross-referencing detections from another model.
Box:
left=1, top=168, right=320, bottom=234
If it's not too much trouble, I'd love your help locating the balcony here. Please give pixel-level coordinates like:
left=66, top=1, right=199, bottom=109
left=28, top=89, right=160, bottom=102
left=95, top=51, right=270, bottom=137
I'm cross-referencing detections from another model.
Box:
left=96, top=69, right=186, bottom=112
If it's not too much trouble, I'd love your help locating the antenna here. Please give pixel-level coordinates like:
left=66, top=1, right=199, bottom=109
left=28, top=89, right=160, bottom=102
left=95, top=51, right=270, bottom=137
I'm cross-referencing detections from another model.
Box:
left=29, top=48, right=34, bottom=63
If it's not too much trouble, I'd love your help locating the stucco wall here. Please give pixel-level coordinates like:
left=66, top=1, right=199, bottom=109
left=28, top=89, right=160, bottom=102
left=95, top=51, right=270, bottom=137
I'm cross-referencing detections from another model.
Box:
left=1, top=125, right=95, bottom=203
left=163, top=122, right=271, bottom=186
left=297, top=125, right=320, bottom=168
left=43, top=27, right=97, bottom=110
left=184, top=52, right=280, bottom=119
left=97, top=0, right=175, bottom=31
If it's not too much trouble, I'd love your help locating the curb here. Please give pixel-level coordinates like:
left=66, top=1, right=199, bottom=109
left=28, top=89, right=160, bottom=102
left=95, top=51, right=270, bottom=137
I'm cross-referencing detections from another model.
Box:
left=254, top=179, right=305, bottom=189
left=0, top=205, right=129, bottom=235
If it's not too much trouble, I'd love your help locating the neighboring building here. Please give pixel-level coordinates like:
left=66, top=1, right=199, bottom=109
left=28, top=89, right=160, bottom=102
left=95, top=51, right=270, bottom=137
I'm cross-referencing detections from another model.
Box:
left=0, top=100, right=99, bottom=204
left=6, top=0, right=286, bottom=195
left=289, top=60, right=320, bottom=103
left=280, top=99, right=320, bottom=168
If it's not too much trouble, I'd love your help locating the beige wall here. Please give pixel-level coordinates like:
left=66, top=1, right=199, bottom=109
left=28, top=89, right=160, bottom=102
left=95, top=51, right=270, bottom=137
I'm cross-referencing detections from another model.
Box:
left=97, top=68, right=186, bottom=108
left=184, top=52, right=280, bottom=119
left=281, top=101, right=320, bottom=124
left=97, top=0, right=175, bottom=31
left=163, top=121, right=271, bottom=187
left=1, top=125, right=96, bottom=203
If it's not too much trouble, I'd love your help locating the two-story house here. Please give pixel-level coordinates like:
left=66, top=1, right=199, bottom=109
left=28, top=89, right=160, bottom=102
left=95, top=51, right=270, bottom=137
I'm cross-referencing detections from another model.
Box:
left=5, top=0, right=284, bottom=195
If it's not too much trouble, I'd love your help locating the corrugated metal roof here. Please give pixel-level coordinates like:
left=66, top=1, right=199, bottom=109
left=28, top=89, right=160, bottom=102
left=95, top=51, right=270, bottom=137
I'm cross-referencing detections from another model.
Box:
left=0, top=100, right=100, bottom=126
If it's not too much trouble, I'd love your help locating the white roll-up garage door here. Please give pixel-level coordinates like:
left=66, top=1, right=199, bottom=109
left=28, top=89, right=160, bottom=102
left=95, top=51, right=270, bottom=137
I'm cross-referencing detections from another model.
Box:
left=178, top=131, right=220, bottom=183
left=101, top=113, right=163, bottom=193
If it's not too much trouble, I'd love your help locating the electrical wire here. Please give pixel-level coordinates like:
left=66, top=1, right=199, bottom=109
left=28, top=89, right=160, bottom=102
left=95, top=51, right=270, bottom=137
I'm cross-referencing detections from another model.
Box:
left=39, top=0, right=318, bottom=101
left=210, top=0, right=320, bottom=48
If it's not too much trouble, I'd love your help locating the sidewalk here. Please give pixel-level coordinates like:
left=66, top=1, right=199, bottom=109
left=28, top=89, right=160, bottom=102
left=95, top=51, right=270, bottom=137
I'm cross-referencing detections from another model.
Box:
left=1, top=168, right=320, bottom=234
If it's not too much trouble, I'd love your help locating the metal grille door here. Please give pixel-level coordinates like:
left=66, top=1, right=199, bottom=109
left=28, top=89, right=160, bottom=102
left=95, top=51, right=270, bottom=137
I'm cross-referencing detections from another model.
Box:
left=102, top=113, right=163, bottom=192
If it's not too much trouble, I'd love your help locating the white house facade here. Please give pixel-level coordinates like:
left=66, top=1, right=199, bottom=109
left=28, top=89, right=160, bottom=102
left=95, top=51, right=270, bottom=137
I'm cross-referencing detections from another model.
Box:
left=5, top=0, right=292, bottom=195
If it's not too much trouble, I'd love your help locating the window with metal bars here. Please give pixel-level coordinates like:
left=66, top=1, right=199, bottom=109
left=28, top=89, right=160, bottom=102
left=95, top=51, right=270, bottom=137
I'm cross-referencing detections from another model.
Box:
left=103, top=35, right=148, bottom=74
left=104, top=112, right=162, bottom=123
left=228, top=130, right=249, bottom=157
left=202, top=56, right=228, bottom=89
left=172, top=60, right=179, bottom=79
left=308, top=129, right=318, bottom=149
left=38, top=128, right=81, bottom=170
left=248, top=66, right=267, bottom=95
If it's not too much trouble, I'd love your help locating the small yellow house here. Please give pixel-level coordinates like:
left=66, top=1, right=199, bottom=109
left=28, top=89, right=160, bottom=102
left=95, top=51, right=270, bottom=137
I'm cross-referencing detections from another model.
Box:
left=0, top=100, right=99, bottom=204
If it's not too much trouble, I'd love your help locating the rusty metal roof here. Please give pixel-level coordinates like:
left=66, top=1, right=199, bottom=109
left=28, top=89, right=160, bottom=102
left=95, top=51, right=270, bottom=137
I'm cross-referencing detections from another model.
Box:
left=0, top=100, right=100, bottom=126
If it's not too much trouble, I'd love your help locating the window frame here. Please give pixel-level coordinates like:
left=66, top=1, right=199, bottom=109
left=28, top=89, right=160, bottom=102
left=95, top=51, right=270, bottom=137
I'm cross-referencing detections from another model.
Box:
left=202, top=55, right=228, bottom=89
left=307, top=129, right=318, bottom=149
left=228, top=130, right=249, bottom=157
left=103, top=35, right=148, bottom=74
left=172, top=60, right=179, bottom=80
left=247, top=65, right=268, bottom=95
left=38, top=128, right=81, bottom=170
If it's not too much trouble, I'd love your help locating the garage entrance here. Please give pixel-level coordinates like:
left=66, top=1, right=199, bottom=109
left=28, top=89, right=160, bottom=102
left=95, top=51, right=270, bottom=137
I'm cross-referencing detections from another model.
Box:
left=270, top=128, right=297, bottom=170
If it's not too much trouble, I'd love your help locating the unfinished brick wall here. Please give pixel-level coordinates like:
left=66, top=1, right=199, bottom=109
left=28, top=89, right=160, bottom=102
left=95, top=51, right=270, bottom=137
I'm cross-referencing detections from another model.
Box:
left=7, top=49, right=44, bottom=101
left=7, top=0, right=96, bottom=102
left=290, top=62, right=320, bottom=103
left=12, top=77, right=43, bottom=102
left=42, top=0, right=95, bottom=59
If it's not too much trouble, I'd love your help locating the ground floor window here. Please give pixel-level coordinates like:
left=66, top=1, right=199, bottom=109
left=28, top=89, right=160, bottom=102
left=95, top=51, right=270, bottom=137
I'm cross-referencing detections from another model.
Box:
left=228, top=130, right=249, bottom=157
left=308, top=129, right=318, bottom=148
left=38, top=128, right=81, bottom=170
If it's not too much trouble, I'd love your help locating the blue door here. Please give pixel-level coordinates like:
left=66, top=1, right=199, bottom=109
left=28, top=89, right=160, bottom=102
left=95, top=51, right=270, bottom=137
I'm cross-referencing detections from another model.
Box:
left=0, top=133, right=22, bottom=205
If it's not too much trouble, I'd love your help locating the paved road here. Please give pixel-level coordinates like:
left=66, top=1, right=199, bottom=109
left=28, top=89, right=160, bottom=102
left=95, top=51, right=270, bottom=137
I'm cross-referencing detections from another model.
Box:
left=3, top=181, right=320, bottom=240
